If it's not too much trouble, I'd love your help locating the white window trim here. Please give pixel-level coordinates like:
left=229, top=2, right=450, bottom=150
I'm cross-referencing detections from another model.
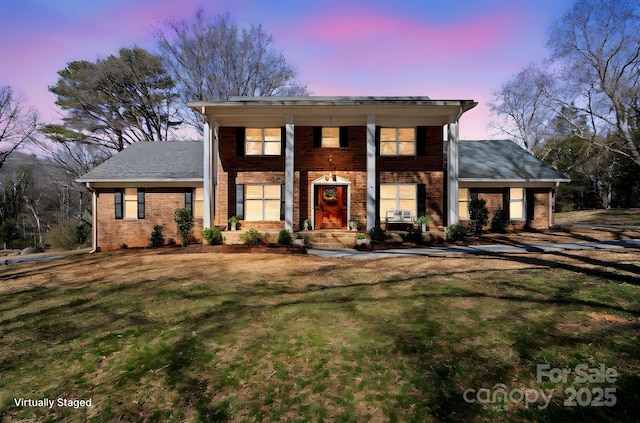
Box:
left=510, top=188, right=526, bottom=221
left=245, top=184, right=281, bottom=221
left=379, top=183, right=417, bottom=218
left=245, top=128, right=282, bottom=156
left=321, top=127, right=340, bottom=148
left=380, top=127, right=416, bottom=157
left=458, top=188, right=470, bottom=220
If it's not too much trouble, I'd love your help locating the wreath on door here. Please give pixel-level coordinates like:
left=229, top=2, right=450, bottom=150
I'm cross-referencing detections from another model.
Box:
left=323, top=187, right=338, bottom=203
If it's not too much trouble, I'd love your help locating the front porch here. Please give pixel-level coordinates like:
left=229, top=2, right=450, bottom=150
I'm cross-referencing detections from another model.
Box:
left=217, top=228, right=447, bottom=249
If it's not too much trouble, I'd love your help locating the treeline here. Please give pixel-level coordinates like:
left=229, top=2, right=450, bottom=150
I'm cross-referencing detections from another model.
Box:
left=0, top=10, right=308, bottom=249
left=489, top=0, right=640, bottom=211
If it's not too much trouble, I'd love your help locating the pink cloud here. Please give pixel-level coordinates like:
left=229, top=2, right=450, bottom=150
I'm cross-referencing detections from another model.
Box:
left=293, top=9, right=519, bottom=67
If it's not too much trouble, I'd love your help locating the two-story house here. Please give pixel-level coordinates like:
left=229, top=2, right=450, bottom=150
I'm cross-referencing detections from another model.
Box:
left=78, top=96, right=569, bottom=251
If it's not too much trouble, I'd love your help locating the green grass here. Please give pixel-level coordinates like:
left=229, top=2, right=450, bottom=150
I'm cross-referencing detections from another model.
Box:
left=1, top=250, right=639, bottom=422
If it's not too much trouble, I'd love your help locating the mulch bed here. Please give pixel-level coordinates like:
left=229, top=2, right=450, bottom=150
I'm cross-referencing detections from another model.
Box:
left=160, top=243, right=308, bottom=255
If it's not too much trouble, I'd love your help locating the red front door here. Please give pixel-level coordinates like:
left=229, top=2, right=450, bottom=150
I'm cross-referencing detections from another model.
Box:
left=315, top=185, right=347, bottom=229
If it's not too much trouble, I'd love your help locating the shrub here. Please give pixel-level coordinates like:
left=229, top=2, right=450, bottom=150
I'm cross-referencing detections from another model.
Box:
left=149, top=225, right=165, bottom=247
left=491, top=206, right=510, bottom=232
left=277, top=229, right=292, bottom=245
left=403, top=225, right=423, bottom=243
left=46, top=223, right=92, bottom=250
left=240, top=229, right=262, bottom=246
left=202, top=227, right=224, bottom=245
left=367, top=226, right=386, bottom=244
left=447, top=224, right=467, bottom=242
left=174, top=208, right=194, bottom=246
left=0, top=219, right=21, bottom=249
left=75, top=223, right=91, bottom=245
left=468, top=198, right=489, bottom=236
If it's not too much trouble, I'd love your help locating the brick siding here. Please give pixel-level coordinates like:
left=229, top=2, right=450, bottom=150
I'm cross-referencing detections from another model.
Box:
left=95, top=187, right=203, bottom=251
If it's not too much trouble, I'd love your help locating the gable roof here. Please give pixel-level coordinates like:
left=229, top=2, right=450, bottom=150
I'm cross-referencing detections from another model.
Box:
left=459, top=140, right=570, bottom=182
left=77, top=141, right=203, bottom=183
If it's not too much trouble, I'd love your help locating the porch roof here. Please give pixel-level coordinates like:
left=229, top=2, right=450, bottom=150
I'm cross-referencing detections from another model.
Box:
left=188, top=96, right=477, bottom=127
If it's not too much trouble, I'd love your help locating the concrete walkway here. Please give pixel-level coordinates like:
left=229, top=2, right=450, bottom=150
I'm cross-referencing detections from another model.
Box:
left=308, top=239, right=640, bottom=259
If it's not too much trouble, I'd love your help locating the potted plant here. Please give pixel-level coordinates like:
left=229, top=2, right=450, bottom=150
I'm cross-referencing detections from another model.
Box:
left=302, top=218, right=311, bottom=231
left=417, top=216, right=431, bottom=232
left=228, top=216, right=239, bottom=231
left=349, top=218, right=361, bottom=231
left=293, top=233, right=305, bottom=246
left=356, top=233, right=367, bottom=245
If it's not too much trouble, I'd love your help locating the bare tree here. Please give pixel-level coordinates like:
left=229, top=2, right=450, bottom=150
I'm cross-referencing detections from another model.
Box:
left=0, top=85, right=38, bottom=169
left=544, top=0, right=640, bottom=164
left=488, top=64, right=555, bottom=151
left=154, top=10, right=309, bottom=129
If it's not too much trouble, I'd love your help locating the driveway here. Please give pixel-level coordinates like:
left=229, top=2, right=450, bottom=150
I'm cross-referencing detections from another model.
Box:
left=309, top=239, right=640, bottom=259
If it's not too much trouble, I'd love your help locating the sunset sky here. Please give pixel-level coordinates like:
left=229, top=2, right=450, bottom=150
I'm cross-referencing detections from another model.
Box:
left=0, top=0, right=574, bottom=140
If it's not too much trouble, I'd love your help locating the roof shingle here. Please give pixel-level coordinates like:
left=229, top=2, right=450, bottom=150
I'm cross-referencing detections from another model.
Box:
left=459, top=140, right=569, bottom=182
left=77, top=141, right=203, bottom=182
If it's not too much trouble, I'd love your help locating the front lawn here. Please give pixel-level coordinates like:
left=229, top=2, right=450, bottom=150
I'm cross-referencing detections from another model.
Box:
left=1, top=249, right=639, bottom=422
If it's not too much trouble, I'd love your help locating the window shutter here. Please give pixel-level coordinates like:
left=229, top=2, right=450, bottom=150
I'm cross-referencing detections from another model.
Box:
left=280, top=184, right=286, bottom=221
left=526, top=188, right=535, bottom=220
left=339, top=127, right=349, bottom=148
left=416, top=126, right=427, bottom=156
left=502, top=187, right=510, bottom=220
left=417, top=184, right=427, bottom=217
left=137, top=188, right=145, bottom=219
left=114, top=190, right=123, bottom=219
left=235, top=184, right=244, bottom=220
left=375, top=126, right=381, bottom=156
left=236, top=127, right=245, bottom=157
left=313, top=127, right=322, bottom=147
left=470, top=188, right=479, bottom=201
left=185, top=189, right=193, bottom=216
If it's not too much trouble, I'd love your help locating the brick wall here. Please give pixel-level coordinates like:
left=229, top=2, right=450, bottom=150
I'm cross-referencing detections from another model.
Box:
left=95, top=187, right=203, bottom=251
left=379, top=171, right=444, bottom=227
left=459, top=187, right=551, bottom=230
left=216, top=125, right=445, bottom=230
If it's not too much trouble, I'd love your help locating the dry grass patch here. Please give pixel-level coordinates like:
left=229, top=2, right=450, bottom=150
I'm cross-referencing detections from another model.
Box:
left=1, top=248, right=640, bottom=422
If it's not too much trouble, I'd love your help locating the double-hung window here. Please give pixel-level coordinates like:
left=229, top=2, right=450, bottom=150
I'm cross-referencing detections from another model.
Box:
left=245, top=185, right=281, bottom=221
left=380, top=128, right=416, bottom=156
left=509, top=188, right=525, bottom=220
left=379, top=184, right=417, bottom=219
left=185, top=188, right=204, bottom=219
left=115, top=188, right=144, bottom=219
left=321, top=127, right=340, bottom=148
left=245, top=128, right=281, bottom=156
left=458, top=188, right=470, bottom=219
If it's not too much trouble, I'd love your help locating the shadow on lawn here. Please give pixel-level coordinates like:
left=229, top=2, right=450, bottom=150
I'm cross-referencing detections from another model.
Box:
left=3, top=246, right=640, bottom=422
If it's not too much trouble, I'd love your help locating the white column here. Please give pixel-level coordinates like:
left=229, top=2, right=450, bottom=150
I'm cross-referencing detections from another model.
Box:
left=285, top=116, right=295, bottom=231
left=203, top=119, right=213, bottom=228
left=447, top=118, right=459, bottom=226
left=90, top=186, right=97, bottom=251
left=366, top=115, right=376, bottom=230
